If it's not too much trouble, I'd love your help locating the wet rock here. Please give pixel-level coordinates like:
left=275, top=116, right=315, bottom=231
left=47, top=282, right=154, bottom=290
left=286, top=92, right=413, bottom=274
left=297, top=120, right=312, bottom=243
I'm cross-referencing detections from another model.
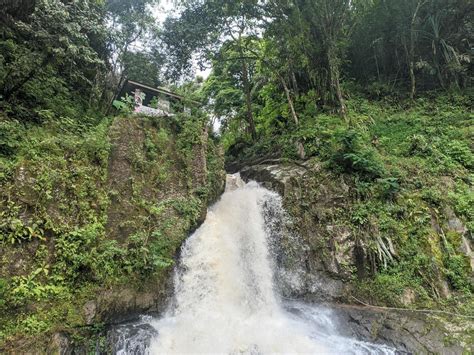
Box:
left=238, top=161, right=473, bottom=354
left=444, top=207, right=474, bottom=273
left=95, top=275, right=173, bottom=324
left=445, top=207, right=468, bottom=235
left=241, top=160, right=355, bottom=299
left=240, top=163, right=309, bottom=197
left=460, top=236, right=474, bottom=272
left=83, top=300, right=97, bottom=325
left=400, top=288, right=416, bottom=306
left=304, top=273, right=345, bottom=301
left=48, top=332, right=71, bottom=355
left=332, top=305, right=467, bottom=354
left=106, top=316, right=157, bottom=355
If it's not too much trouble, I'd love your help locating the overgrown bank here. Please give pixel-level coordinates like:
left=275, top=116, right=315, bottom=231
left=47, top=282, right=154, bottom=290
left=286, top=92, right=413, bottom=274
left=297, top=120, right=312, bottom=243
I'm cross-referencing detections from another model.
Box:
left=0, top=113, right=225, bottom=351
left=235, top=94, right=473, bottom=350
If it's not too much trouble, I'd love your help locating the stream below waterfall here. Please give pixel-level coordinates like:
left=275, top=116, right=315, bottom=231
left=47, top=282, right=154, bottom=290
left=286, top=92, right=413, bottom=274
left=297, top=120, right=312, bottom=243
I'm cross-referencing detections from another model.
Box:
left=110, top=174, right=398, bottom=354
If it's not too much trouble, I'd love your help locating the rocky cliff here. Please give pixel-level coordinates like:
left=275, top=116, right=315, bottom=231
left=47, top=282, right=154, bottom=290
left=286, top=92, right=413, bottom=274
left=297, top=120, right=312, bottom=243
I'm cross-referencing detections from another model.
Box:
left=241, top=160, right=473, bottom=353
left=0, top=114, right=225, bottom=351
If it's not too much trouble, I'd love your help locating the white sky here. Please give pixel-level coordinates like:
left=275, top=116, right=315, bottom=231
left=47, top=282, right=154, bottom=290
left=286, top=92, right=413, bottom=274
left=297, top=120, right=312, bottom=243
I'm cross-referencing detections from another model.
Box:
left=151, top=0, right=176, bottom=22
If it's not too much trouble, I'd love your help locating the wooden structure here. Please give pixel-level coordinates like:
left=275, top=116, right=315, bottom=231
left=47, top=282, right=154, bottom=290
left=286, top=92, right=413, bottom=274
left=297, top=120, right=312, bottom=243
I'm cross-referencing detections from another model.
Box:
left=117, top=80, right=198, bottom=117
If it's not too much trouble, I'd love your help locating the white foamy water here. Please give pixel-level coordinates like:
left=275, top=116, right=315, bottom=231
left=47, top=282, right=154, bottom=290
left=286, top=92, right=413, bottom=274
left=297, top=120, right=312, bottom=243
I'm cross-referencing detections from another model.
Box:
left=146, top=174, right=395, bottom=354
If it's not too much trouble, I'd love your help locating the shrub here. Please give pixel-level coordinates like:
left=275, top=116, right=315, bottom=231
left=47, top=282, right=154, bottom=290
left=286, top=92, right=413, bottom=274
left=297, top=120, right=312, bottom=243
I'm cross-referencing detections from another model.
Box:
left=112, top=93, right=135, bottom=113
left=357, top=273, right=411, bottom=306
left=365, top=81, right=396, bottom=99
left=443, top=140, right=474, bottom=169
left=126, top=232, right=174, bottom=276
left=0, top=119, right=24, bottom=157
left=376, top=177, right=400, bottom=200
left=444, top=255, right=472, bottom=292
left=407, top=134, right=431, bottom=157
left=53, top=223, right=104, bottom=284
left=0, top=278, right=6, bottom=309
left=421, top=187, right=443, bottom=206
left=329, top=129, right=385, bottom=180
left=171, top=196, right=202, bottom=225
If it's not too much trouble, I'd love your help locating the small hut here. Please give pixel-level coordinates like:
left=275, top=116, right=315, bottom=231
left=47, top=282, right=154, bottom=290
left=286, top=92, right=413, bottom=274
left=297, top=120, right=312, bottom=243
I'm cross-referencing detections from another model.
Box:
left=116, top=80, right=198, bottom=116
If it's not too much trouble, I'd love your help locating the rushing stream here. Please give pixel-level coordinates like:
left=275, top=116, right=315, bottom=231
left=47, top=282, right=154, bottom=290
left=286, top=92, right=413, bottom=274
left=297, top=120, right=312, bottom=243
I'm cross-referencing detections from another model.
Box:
left=112, top=175, right=397, bottom=354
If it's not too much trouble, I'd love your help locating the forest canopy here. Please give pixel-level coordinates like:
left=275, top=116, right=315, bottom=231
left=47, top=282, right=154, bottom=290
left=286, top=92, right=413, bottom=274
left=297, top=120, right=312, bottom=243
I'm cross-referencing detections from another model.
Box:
left=0, top=0, right=473, bottom=349
left=1, top=0, right=472, bottom=125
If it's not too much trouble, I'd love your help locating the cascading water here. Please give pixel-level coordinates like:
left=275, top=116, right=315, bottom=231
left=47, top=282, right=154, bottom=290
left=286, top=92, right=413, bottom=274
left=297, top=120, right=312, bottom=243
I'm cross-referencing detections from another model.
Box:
left=114, top=174, right=396, bottom=354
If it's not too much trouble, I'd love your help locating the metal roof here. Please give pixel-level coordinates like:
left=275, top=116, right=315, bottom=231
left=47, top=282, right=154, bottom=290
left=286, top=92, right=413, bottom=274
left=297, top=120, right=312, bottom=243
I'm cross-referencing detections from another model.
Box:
left=126, top=80, right=201, bottom=105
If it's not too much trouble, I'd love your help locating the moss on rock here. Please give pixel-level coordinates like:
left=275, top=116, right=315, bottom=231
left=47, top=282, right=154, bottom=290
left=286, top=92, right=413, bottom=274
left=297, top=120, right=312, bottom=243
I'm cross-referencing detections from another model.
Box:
left=0, top=113, right=225, bottom=351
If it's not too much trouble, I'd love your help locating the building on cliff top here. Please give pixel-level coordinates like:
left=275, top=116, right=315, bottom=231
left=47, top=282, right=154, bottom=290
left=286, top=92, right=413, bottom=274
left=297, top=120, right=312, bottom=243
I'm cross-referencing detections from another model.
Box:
left=116, top=80, right=200, bottom=117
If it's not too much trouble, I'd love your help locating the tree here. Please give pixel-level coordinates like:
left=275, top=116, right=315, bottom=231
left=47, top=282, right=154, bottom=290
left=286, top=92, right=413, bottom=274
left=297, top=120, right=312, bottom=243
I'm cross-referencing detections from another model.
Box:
left=0, top=0, right=172, bottom=120
left=121, top=48, right=164, bottom=87
left=300, top=0, right=350, bottom=115
left=106, top=0, right=160, bottom=73
left=0, top=0, right=36, bottom=22
left=0, top=0, right=108, bottom=119
left=404, top=0, right=428, bottom=100
left=204, top=39, right=261, bottom=140
left=348, top=0, right=473, bottom=96
left=160, top=0, right=261, bottom=80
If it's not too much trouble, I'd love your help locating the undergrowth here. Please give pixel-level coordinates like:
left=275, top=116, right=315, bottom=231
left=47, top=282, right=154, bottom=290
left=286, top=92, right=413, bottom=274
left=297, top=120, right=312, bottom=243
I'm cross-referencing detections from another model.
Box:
left=0, top=112, right=223, bottom=349
left=226, top=91, right=473, bottom=310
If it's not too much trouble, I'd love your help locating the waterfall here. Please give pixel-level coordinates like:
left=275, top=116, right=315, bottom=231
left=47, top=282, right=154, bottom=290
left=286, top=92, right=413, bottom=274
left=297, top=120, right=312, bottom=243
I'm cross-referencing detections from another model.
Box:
left=115, top=174, right=396, bottom=354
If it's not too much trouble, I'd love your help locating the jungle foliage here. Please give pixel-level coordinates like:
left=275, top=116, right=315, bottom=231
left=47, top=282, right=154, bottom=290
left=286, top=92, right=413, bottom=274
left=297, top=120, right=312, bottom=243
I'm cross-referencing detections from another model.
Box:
left=0, top=112, right=223, bottom=348
left=155, top=0, right=472, bottom=322
left=0, top=0, right=472, bottom=349
left=162, top=0, right=472, bottom=136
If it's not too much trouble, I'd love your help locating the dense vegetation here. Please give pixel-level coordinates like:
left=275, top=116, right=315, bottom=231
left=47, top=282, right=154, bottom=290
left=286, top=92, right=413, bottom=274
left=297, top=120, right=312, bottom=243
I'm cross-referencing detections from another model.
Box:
left=0, top=0, right=472, bottom=350
left=161, top=0, right=473, bottom=313
left=0, top=0, right=225, bottom=348
left=0, top=112, right=224, bottom=348
left=160, top=1, right=472, bottom=311
left=281, top=95, right=473, bottom=305
left=162, top=0, right=472, bottom=137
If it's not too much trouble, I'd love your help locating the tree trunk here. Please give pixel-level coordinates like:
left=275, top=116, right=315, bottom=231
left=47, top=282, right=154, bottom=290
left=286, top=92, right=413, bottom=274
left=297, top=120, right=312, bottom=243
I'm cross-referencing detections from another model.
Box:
left=3, top=53, right=52, bottom=100
left=334, top=68, right=347, bottom=117
left=241, top=59, right=257, bottom=141
left=240, top=43, right=305, bottom=157
left=291, top=69, right=299, bottom=96
left=433, top=43, right=445, bottom=89
left=280, top=76, right=305, bottom=159
left=327, top=46, right=347, bottom=117
left=374, top=47, right=381, bottom=82
left=408, top=40, right=416, bottom=101
left=280, top=76, right=299, bottom=126
left=408, top=0, right=426, bottom=101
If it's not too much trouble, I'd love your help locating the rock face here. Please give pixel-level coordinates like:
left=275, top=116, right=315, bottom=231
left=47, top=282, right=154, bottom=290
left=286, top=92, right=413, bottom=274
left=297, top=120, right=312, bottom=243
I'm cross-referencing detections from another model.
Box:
left=240, top=160, right=473, bottom=354
left=93, top=118, right=224, bottom=326
left=241, top=161, right=473, bottom=299
left=91, top=272, right=174, bottom=326
left=241, top=163, right=308, bottom=196
left=83, top=117, right=225, bottom=327
left=445, top=206, right=474, bottom=275
left=0, top=115, right=225, bottom=352
left=331, top=305, right=466, bottom=354
left=241, top=161, right=356, bottom=301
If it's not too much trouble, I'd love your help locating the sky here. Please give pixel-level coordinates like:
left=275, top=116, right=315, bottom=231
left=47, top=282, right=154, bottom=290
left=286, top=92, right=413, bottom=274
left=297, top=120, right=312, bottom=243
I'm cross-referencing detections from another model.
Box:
left=151, top=0, right=176, bottom=23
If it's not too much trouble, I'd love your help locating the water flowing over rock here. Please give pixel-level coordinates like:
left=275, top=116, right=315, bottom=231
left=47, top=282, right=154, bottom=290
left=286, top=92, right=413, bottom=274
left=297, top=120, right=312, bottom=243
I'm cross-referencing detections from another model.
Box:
left=115, top=175, right=397, bottom=354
